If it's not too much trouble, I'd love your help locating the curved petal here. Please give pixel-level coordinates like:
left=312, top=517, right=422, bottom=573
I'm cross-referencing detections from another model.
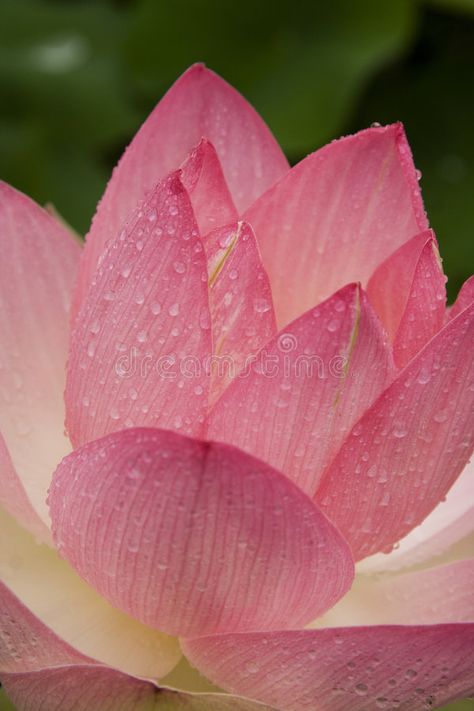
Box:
left=75, top=64, right=289, bottom=314
left=0, top=182, right=80, bottom=528
left=358, top=459, right=474, bottom=574
left=392, top=238, right=446, bottom=368
left=315, top=559, right=474, bottom=628
left=448, top=275, right=474, bottom=322
left=0, top=434, right=51, bottom=544
left=0, top=508, right=180, bottom=678
left=315, top=300, right=474, bottom=560
left=205, top=221, right=277, bottom=402
left=48, top=428, right=354, bottom=638
left=244, top=123, right=427, bottom=327
left=1, top=575, right=273, bottom=709
left=209, top=285, right=394, bottom=496
left=180, top=139, right=238, bottom=236
left=367, top=230, right=447, bottom=368
left=3, top=666, right=276, bottom=711
left=66, top=173, right=212, bottom=447
left=183, top=626, right=474, bottom=711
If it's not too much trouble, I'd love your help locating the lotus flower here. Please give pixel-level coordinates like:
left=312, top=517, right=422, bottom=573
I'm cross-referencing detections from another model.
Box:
left=0, top=64, right=473, bottom=711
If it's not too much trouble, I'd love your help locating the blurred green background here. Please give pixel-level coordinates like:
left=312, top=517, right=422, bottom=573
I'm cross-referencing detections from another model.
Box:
left=0, top=0, right=473, bottom=708
left=0, top=0, right=473, bottom=301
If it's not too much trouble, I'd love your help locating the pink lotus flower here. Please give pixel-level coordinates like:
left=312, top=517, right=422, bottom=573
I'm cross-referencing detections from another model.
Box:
left=0, top=64, right=473, bottom=711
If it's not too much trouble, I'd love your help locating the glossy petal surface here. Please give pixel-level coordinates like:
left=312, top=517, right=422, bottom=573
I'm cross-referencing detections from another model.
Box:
left=75, top=64, right=288, bottom=313
left=49, top=428, right=354, bottom=637
left=244, top=123, right=427, bottom=326
left=316, top=301, right=474, bottom=560
left=209, top=285, right=394, bottom=496
left=0, top=182, right=79, bottom=526
left=183, top=626, right=474, bottom=711
left=66, top=174, right=212, bottom=446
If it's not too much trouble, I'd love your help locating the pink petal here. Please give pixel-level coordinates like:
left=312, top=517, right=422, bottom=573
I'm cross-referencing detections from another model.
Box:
left=75, top=64, right=289, bottom=314
left=448, top=275, right=474, bottom=322
left=0, top=585, right=273, bottom=710
left=0, top=182, right=80, bottom=527
left=359, top=459, right=474, bottom=573
left=205, top=221, right=277, bottom=402
left=0, top=433, right=51, bottom=544
left=317, top=559, right=474, bottom=628
left=180, top=139, right=238, bottom=236
left=3, top=666, right=276, bottom=711
left=48, top=428, right=354, bottom=637
left=0, top=508, right=180, bottom=679
left=208, top=284, right=394, bottom=496
left=315, top=300, right=474, bottom=561
left=66, top=173, right=212, bottom=447
left=366, top=231, right=443, bottom=342
left=183, top=625, right=474, bottom=711
left=244, top=123, right=427, bottom=327
left=392, top=237, right=446, bottom=368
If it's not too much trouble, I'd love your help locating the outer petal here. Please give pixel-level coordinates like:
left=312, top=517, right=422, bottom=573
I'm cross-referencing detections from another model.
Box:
left=244, top=123, right=427, bottom=327
left=315, top=300, right=474, bottom=560
left=209, top=285, right=394, bottom=496
left=180, top=139, right=238, bottom=237
left=359, top=459, right=474, bottom=574
left=316, top=559, right=474, bottom=628
left=0, top=508, right=180, bottom=678
left=0, top=182, right=80, bottom=528
left=48, top=428, right=354, bottom=637
left=205, top=221, right=277, bottom=402
left=183, top=626, right=474, bottom=711
left=0, top=434, right=51, bottom=544
left=75, top=64, right=289, bottom=314
left=66, top=174, right=212, bottom=447
left=367, top=229, right=447, bottom=367
left=0, top=584, right=275, bottom=711
left=3, top=667, right=276, bottom=711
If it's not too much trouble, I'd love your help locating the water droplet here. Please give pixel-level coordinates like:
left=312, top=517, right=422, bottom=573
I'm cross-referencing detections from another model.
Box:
left=137, top=331, right=147, bottom=343
left=110, top=407, right=120, bottom=420
left=245, top=661, right=260, bottom=674
left=229, top=268, right=238, bottom=280
left=168, top=303, right=180, bottom=317
left=393, top=427, right=407, bottom=439
left=151, top=302, right=162, bottom=315
left=173, top=261, right=186, bottom=274
left=121, top=266, right=132, bottom=278
left=417, top=368, right=431, bottom=385
left=355, top=683, right=368, bottom=696
left=327, top=319, right=340, bottom=332
left=254, top=298, right=270, bottom=314
left=136, top=240, right=144, bottom=252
